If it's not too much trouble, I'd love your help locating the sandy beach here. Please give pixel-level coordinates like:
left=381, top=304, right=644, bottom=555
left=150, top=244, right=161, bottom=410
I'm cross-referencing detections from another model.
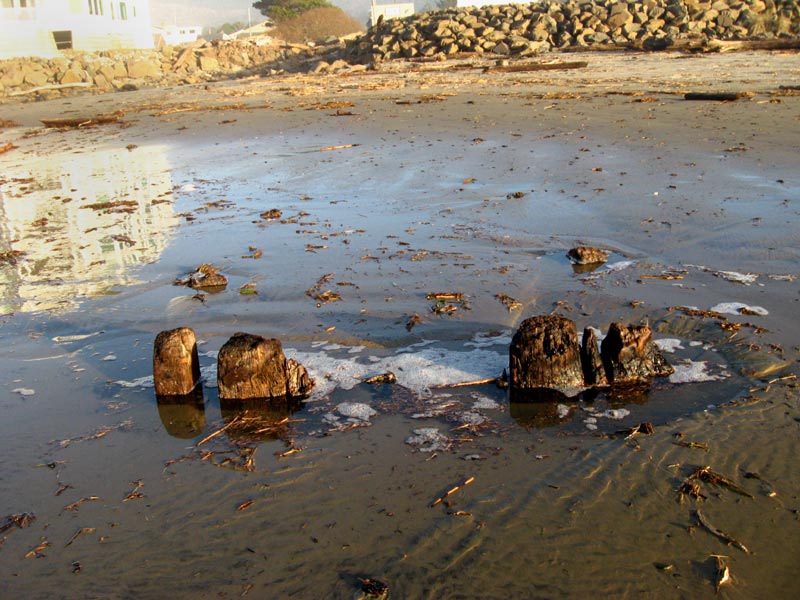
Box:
left=1, top=49, right=799, bottom=598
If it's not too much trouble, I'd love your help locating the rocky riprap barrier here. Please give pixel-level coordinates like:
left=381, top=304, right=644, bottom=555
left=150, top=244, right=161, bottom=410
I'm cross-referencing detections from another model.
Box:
left=1, top=0, right=798, bottom=99
left=0, top=38, right=343, bottom=99
left=349, top=0, right=799, bottom=61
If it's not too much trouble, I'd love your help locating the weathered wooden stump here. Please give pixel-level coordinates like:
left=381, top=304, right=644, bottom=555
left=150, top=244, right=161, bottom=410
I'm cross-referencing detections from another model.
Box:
left=600, top=322, right=674, bottom=383
left=153, top=327, right=201, bottom=396
left=580, top=327, right=608, bottom=386
left=509, top=315, right=584, bottom=394
left=217, top=333, right=314, bottom=400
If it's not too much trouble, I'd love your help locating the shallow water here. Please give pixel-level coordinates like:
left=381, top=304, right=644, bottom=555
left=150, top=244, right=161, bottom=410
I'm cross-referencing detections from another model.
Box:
left=1, top=72, right=799, bottom=599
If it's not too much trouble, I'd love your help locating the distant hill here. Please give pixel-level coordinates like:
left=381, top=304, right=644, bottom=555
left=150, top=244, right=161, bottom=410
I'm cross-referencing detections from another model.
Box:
left=150, top=0, right=442, bottom=30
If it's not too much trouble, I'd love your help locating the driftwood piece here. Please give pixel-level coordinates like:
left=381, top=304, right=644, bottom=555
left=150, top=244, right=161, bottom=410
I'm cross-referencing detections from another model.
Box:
left=695, top=509, right=749, bottom=554
left=483, top=60, right=588, bottom=74
left=40, top=111, right=124, bottom=128
left=10, top=82, right=93, bottom=97
left=684, top=92, right=751, bottom=102
left=217, top=333, right=314, bottom=400
left=600, top=322, right=673, bottom=383
left=153, top=327, right=201, bottom=396
left=510, top=315, right=584, bottom=394
left=580, top=327, right=607, bottom=386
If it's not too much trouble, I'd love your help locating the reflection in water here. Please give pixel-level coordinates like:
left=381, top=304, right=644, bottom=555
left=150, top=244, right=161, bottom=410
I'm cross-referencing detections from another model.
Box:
left=509, top=384, right=653, bottom=429
left=219, top=396, right=302, bottom=444
left=509, top=387, right=576, bottom=428
left=156, top=388, right=206, bottom=439
left=0, top=145, right=177, bottom=314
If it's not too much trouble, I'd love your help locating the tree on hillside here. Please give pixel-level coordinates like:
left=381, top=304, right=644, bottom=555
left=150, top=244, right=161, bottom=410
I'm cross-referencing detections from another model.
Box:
left=253, top=0, right=333, bottom=21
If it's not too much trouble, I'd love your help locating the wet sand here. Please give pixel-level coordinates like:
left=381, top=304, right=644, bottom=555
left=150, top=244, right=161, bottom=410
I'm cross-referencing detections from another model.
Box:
left=1, top=50, right=799, bottom=598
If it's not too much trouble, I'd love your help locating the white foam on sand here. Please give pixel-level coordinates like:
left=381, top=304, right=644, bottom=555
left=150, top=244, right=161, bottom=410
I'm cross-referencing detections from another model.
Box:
left=336, top=402, right=377, bottom=421
left=116, top=375, right=154, bottom=388
left=465, top=330, right=513, bottom=348
left=585, top=407, right=630, bottom=420
left=471, top=395, right=500, bottom=410
left=710, top=302, right=769, bottom=316
left=655, top=338, right=684, bottom=353
left=716, top=270, right=758, bottom=285
left=405, top=427, right=449, bottom=452
left=286, top=344, right=508, bottom=399
left=603, top=260, right=636, bottom=272
left=669, top=360, right=725, bottom=384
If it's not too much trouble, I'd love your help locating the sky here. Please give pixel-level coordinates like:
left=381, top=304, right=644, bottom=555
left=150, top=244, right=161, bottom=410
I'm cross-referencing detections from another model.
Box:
left=148, top=0, right=381, bottom=28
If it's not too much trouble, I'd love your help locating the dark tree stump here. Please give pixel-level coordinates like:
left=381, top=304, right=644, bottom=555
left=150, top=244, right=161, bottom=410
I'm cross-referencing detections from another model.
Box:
left=509, top=315, right=585, bottom=393
left=217, top=333, right=315, bottom=400
left=581, top=327, right=608, bottom=386
left=153, top=327, right=201, bottom=396
left=218, top=333, right=289, bottom=400
left=600, top=322, right=674, bottom=383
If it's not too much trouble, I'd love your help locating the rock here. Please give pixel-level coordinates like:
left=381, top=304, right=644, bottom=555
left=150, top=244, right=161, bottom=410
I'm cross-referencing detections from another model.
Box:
left=261, top=208, right=282, bottom=220
left=509, top=315, right=585, bottom=395
left=126, top=58, right=162, bottom=79
left=567, top=246, right=609, bottom=265
left=217, top=332, right=314, bottom=400
left=23, top=69, right=49, bottom=87
left=198, top=55, right=219, bottom=72
left=580, top=327, right=608, bottom=386
left=153, top=327, right=201, bottom=396
left=60, top=69, right=84, bottom=84
left=600, top=322, right=674, bottom=383
left=189, top=271, right=227, bottom=290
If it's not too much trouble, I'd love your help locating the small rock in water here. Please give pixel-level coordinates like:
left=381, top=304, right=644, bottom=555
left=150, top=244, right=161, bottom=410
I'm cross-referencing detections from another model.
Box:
left=567, top=246, right=609, bottom=265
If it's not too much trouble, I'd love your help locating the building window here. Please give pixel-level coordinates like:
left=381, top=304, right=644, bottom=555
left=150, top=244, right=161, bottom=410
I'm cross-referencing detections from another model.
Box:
left=88, top=0, right=103, bottom=15
left=3, top=0, right=38, bottom=7
left=52, top=30, right=73, bottom=50
left=120, top=1, right=127, bottom=20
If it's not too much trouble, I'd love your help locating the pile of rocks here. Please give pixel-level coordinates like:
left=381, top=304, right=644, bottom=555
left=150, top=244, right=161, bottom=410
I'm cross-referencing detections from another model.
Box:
left=1, top=0, right=797, bottom=99
left=348, top=0, right=800, bottom=62
left=0, top=37, right=343, bottom=98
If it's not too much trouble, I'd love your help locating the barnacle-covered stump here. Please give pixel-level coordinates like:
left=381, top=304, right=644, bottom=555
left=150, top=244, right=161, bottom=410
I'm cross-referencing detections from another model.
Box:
left=153, top=327, right=201, bottom=396
left=510, top=315, right=584, bottom=393
left=217, top=332, right=314, bottom=400
left=600, top=322, right=674, bottom=383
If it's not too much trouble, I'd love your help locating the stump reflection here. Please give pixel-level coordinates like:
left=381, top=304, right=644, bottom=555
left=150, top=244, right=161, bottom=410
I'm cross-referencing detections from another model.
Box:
left=219, top=396, right=302, bottom=443
left=156, top=388, right=206, bottom=438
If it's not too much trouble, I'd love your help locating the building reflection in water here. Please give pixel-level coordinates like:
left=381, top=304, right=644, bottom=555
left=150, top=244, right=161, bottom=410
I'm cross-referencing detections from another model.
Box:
left=0, top=144, right=177, bottom=314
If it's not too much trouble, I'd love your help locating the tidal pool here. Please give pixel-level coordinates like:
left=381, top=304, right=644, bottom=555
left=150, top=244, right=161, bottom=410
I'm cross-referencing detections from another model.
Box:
left=1, top=75, right=798, bottom=599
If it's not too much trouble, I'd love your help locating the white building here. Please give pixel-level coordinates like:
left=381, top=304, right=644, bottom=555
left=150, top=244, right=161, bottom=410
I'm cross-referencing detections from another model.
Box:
left=0, top=0, right=153, bottom=59
left=369, top=0, right=414, bottom=27
left=153, top=23, right=202, bottom=47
